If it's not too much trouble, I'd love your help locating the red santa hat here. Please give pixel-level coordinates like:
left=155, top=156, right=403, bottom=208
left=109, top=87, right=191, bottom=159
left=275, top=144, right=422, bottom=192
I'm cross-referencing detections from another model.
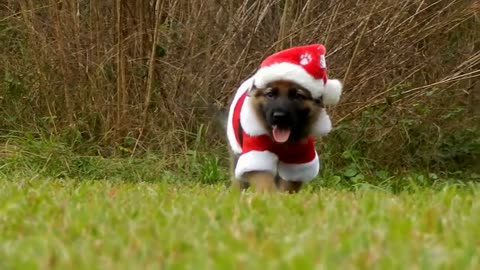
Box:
left=252, top=44, right=342, bottom=105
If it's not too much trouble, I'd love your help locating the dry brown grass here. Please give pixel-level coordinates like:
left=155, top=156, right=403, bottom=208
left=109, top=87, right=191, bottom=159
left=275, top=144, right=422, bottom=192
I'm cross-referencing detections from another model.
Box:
left=0, top=0, right=478, bottom=167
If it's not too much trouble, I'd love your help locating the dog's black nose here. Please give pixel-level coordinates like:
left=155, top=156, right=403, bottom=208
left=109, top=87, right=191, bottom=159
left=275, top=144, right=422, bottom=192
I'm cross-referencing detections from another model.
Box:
left=272, top=111, right=288, bottom=123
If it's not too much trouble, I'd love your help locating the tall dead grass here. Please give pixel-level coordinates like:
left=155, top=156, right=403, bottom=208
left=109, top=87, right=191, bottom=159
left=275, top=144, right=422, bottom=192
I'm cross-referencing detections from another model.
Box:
left=0, top=0, right=478, bottom=167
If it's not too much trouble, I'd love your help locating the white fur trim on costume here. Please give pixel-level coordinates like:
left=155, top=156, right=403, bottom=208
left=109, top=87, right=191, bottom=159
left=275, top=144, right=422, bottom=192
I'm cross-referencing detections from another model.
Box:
left=235, top=151, right=278, bottom=179
left=252, top=62, right=343, bottom=104
left=227, top=78, right=254, bottom=154
left=240, top=97, right=268, bottom=136
left=311, top=109, right=332, bottom=137
left=253, top=62, right=325, bottom=98
left=278, top=153, right=320, bottom=182
left=323, top=79, right=342, bottom=105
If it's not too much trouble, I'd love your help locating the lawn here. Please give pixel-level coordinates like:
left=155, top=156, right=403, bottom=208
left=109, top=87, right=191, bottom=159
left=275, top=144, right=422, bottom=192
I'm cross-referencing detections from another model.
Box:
left=0, top=176, right=479, bottom=270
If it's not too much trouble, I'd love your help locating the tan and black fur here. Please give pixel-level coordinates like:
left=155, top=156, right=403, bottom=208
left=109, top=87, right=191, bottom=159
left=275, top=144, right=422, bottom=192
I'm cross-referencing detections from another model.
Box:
left=229, top=80, right=325, bottom=193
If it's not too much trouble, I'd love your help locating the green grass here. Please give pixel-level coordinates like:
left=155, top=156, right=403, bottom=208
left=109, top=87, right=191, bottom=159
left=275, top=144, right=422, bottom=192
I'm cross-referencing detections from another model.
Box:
left=1, top=175, right=479, bottom=270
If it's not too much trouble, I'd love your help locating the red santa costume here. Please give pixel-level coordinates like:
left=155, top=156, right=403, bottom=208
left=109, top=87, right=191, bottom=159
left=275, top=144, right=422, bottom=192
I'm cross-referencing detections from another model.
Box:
left=227, top=44, right=343, bottom=182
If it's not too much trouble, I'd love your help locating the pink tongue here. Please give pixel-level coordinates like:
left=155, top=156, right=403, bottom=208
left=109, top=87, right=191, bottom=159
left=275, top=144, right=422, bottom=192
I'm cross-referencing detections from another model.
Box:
left=272, top=126, right=291, bottom=143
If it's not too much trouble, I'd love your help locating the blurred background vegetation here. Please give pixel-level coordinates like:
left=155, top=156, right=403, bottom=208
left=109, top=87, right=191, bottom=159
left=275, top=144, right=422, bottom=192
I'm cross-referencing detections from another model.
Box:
left=0, top=0, right=478, bottom=182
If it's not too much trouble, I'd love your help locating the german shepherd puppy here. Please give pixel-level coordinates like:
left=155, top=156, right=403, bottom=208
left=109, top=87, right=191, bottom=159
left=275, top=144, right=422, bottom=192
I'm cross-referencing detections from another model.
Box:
left=226, top=44, right=341, bottom=193
left=228, top=80, right=328, bottom=193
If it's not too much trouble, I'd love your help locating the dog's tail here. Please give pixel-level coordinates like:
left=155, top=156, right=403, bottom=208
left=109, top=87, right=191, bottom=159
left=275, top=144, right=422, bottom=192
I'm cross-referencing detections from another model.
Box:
left=206, top=101, right=228, bottom=136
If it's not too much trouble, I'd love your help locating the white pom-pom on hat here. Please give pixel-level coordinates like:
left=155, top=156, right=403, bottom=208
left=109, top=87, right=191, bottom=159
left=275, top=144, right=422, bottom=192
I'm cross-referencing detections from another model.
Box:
left=323, top=79, right=342, bottom=105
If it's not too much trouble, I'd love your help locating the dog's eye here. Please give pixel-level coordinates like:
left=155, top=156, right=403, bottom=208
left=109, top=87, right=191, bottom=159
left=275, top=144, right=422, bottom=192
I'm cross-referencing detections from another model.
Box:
left=295, top=93, right=306, bottom=100
left=289, top=88, right=306, bottom=100
left=264, top=88, right=278, bottom=99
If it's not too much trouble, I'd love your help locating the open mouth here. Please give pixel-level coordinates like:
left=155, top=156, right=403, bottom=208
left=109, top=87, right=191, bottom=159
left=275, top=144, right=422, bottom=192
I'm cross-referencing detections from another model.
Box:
left=272, top=125, right=291, bottom=143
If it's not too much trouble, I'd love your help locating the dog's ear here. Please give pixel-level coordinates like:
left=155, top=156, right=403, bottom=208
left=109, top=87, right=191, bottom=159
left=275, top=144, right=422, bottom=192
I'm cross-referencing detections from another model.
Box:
left=207, top=101, right=228, bottom=131
left=248, top=81, right=263, bottom=97
left=250, top=80, right=257, bottom=91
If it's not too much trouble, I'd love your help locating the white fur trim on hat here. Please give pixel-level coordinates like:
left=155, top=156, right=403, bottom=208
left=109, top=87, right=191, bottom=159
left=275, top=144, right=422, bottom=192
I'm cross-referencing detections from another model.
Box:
left=240, top=96, right=268, bottom=136
left=323, top=79, right=342, bottom=105
left=252, top=62, right=342, bottom=105
left=253, top=62, right=324, bottom=97
left=278, top=152, right=320, bottom=182
left=311, top=109, right=332, bottom=136
left=235, top=150, right=278, bottom=179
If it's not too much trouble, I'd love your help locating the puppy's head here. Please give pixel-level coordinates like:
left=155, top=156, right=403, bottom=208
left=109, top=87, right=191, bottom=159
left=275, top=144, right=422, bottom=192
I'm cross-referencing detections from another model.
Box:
left=249, top=80, right=323, bottom=143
